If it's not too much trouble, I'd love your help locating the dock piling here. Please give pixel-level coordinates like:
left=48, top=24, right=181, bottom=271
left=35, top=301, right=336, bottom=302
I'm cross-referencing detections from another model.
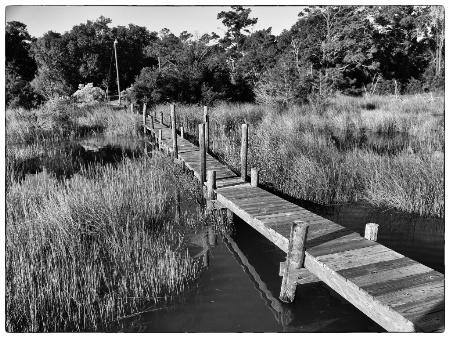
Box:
left=365, top=223, right=379, bottom=241
left=207, top=170, right=216, bottom=200
left=158, top=129, right=162, bottom=150
left=171, top=104, right=178, bottom=159
left=180, top=126, right=185, bottom=139
left=142, top=103, right=147, bottom=135
left=160, top=111, right=164, bottom=125
left=130, top=103, right=134, bottom=113
left=280, top=221, right=309, bottom=303
left=204, top=106, right=209, bottom=153
left=251, top=168, right=259, bottom=187
left=199, top=123, right=206, bottom=184
left=241, top=124, right=248, bottom=181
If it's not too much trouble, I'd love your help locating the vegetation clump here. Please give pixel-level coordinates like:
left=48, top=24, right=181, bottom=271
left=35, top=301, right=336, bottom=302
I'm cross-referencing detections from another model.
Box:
left=6, top=153, right=206, bottom=332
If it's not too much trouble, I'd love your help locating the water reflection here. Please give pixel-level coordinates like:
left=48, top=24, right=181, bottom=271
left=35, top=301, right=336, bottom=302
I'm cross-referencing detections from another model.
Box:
left=9, top=136, right=144, bottom=183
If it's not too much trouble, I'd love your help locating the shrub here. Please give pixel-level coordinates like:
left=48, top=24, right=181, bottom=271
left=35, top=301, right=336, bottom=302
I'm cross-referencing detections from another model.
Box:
left=72, top=83, right=106, bottom=106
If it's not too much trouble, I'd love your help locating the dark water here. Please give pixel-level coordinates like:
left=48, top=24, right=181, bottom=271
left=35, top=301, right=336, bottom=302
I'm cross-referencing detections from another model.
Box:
left=137, top=196, right=444, bottom=332
left=9, top=136, right=144, bottom=183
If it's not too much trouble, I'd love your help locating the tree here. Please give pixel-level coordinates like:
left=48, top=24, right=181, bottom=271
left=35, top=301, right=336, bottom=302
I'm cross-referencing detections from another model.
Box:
left=6, top=21, right=39, bottom=107
left=217, top=6, right=258, bottom=56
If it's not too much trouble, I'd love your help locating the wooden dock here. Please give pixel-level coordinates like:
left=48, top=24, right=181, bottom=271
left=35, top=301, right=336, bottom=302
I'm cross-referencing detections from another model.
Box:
left=142, top=105, right=444, bottom=333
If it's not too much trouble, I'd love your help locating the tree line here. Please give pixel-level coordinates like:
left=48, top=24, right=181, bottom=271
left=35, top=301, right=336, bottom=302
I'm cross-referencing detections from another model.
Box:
left=6, top=5, right=444, bottom=109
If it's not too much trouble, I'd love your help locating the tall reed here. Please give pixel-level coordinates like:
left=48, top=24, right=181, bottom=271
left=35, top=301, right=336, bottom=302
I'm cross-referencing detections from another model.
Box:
left=161, top=94, right=444, bottom=218
left=6, top=153, right=205, bottom=332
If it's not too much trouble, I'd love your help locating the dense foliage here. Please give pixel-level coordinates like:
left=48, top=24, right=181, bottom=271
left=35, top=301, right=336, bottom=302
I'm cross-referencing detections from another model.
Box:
left=6, top=5, right=445, bottom=109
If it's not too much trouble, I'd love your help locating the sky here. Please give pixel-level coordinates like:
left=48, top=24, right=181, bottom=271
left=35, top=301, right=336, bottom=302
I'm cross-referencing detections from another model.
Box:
left=5, top=4, right=304, bottom=39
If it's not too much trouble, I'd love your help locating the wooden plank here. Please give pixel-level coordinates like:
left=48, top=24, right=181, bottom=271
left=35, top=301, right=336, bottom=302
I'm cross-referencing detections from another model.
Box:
left=304, top=253, right=416, bottom=332
left=394, top=294, right=444, bottom=321
left=350, top=263, right=433, bottom=288
left=317, top=245, right=404, bottom=271
left=217, top=193, right=289, bottom=252
left=364, top=271, right=444, bottom=297
left=338, top=257, right=417, bottom=280
left=411, top=310, right=445, bottom=332
left=308, top=238, right=378, bottom=257
left=377, top=279, right=444, bottom=307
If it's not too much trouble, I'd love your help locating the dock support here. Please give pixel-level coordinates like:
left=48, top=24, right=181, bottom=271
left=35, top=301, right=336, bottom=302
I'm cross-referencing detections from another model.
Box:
left=199, top=123, right=206, bottom=184
left=207, top=170, right=216, bottom=201
left=226, top=209, right=234, bottom=226
left=251, top=168, right=259, bottom=187
left=241, top=124, right=248, bottom=181
left=160, top=111, right=164, bottom=125
left=280, top=221, right=309, bottom=303
left=153, top=110, right=157, bottom=122
left=130, top=103, right=134, bottom=113
left=171, top=104, right=178, bottom=159
left=158, top=129, right=162, bottom=150
left=142, top=104, right=147, bottom=135
left=150, top=115, right=154, bottom=130
left=204, top=106, right=209, bottom=153
left=180, top=126, right=185, bottom=139
left=365, top=223, right=379, bottom=241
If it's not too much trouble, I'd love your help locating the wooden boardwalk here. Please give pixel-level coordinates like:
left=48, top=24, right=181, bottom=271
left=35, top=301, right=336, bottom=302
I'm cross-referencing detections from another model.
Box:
left=144, top=116, right=444, bottom=333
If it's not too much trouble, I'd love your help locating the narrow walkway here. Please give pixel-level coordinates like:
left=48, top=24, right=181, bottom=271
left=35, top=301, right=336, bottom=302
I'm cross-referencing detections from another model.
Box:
left=145, top=119, right=444, bottom=333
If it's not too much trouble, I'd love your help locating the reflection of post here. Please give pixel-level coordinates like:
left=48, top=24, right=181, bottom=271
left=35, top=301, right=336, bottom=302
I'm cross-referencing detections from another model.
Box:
left=202, top=229, right=209, bottom=267
left=175, top=188, right=181, bottom=222
left=208, top=226, right=217, bottom=246
left=223, top=233, right=290, bottom=329
left=280, top=221, right=309, bottom=303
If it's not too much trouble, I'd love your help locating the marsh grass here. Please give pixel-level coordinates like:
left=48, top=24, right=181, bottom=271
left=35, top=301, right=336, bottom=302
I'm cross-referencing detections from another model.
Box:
left=6, top=153, right=207, bottom=332
left=162, top=94, right=444, bottom=217
left=6, top=103, right=139, bottom=144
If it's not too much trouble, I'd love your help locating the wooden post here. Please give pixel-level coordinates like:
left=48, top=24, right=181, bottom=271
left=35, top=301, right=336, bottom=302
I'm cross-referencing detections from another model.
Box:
left=241, top=124, right=248, bottom=181
left=171, top=104, right=178, bottom=159
left=158, top=129, right=162, bottom=150
left=153, top=110, right=157, bottom=122
left=130, top=103, right=134, bottom=113
left=280, top=220, right=309, bottom=303
left=180, top=126, right=185, bottom=139
left=150, top=115, right=154, bottom=130
left=204, top=106, right=209, bottom=153
left=226, top=209, right=234, bottom=225
left=207, top=170, right=216, bottom=200
left=365, top=223, right=379, bottom=241
left=251, top=168, right=259, bottom=187
left=159, top=111, right=164, bottom=125
left=199, top=123, right=206, bottom=184
left=142, top=104, right=147, bottom=135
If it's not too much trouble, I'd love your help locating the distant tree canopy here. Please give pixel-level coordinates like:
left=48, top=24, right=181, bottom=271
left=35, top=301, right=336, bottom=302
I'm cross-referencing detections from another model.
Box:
left=5, top=5, right=445, bottom=109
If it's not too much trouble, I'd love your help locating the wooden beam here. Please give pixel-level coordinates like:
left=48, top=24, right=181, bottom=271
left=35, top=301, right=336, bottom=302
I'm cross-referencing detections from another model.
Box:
left=280, top=221, right=309, bottom=303
left=199, top=123, right=206, bottom=183
left=171, top=104, right=178, bottom=159
left=365, top=223, right=379, bottom=241
left=241, top=123, right=248, bottom=181
left=204, top=106, right=209, bottom=153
